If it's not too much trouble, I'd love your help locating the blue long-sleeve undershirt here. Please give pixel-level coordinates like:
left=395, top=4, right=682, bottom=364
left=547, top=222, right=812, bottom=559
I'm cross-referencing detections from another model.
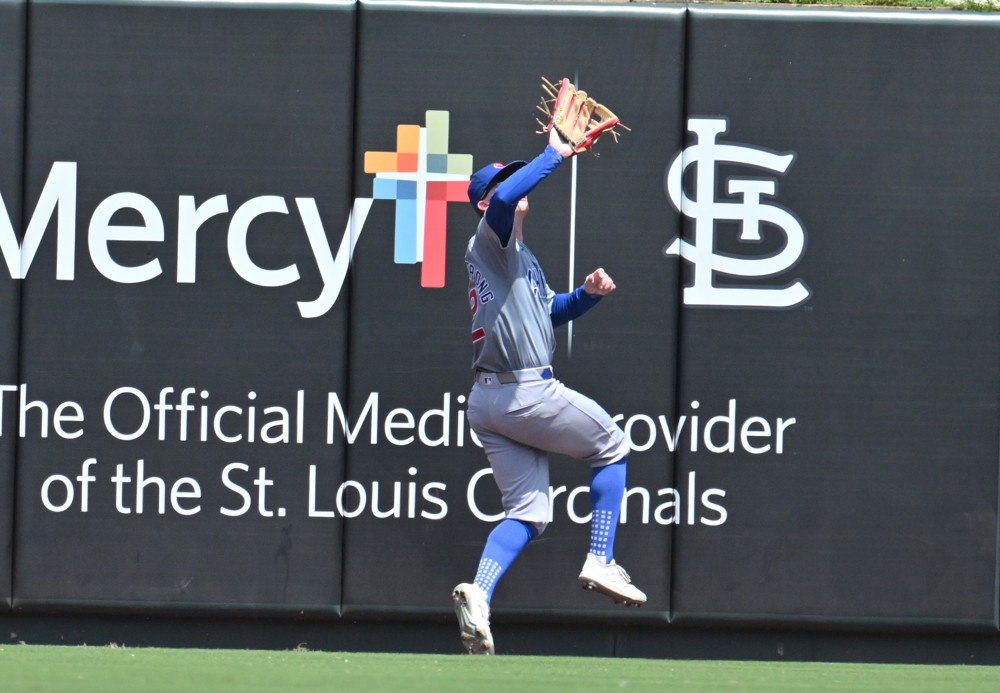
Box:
left=484, top=145, right=565, bottom=248
left=550, top=285, right=602, bottom=328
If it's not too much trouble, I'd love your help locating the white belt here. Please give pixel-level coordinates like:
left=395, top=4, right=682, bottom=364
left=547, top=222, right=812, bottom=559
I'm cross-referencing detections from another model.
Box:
left=476, top=366, right=554, bottom=385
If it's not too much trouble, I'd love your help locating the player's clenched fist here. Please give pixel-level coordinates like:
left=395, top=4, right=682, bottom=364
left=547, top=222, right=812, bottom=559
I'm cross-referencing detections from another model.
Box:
left=584, top=268, right=616, bottom=296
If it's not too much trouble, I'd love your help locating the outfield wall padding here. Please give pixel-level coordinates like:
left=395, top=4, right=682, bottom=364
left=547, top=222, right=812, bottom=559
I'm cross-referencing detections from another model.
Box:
left=2, top=0, right=999, bottom=643
left=671, top=6, right=1000, bottom=629
left=0, top=0, right=25, bottom=606
left=13, top=0, right=357, bottom=611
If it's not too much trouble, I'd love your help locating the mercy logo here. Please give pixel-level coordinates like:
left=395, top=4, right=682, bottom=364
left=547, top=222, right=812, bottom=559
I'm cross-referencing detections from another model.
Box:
left=361, top=110, right=472, bottom=288
left=0, top=110, right=471, bottom=319
left=663, top=117, right=810, bottom=309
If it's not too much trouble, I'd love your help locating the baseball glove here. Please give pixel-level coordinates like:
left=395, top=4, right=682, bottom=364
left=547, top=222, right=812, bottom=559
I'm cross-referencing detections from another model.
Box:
left=536, top=77, right=628, bottom=154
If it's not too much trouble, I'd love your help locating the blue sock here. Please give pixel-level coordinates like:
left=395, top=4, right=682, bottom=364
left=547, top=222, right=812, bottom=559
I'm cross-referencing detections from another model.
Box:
left=474, top=519, right=537, bottom=602
left=589, top=459, right=626, bottom=563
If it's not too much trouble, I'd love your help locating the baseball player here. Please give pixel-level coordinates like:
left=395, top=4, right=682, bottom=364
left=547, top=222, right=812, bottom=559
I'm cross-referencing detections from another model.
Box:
left=452, top=126, right=646, bottom=656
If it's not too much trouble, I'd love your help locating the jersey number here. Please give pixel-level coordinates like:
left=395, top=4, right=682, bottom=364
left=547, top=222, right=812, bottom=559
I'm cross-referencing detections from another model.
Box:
left=469, top=289, right=485, bottom=342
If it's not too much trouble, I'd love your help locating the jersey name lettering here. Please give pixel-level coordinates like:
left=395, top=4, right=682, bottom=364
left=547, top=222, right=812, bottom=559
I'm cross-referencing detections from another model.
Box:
left=466, top=262, right=494, bottom=304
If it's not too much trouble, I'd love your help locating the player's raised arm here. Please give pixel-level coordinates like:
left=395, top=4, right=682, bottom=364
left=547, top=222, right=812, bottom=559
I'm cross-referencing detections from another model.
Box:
left=483, top=144, right=564, bottom=246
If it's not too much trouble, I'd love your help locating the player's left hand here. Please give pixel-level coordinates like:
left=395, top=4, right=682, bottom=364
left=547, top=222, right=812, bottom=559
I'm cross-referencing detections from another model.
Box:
left=548, top=125, right=576, bottom=159
left=584, top=268, right=616, bottom=296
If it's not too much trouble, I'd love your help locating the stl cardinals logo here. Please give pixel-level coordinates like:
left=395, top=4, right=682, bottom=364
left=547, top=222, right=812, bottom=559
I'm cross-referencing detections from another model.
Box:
left=663, top=117, right=810, bottom=309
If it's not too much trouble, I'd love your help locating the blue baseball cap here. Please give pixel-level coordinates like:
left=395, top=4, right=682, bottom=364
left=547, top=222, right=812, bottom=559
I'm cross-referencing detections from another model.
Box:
left=467, top=160, right=527, bottom=210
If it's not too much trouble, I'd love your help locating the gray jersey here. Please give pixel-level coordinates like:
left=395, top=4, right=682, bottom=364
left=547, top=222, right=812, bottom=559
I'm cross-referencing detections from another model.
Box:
left=466, top=217, right=555, bottom=372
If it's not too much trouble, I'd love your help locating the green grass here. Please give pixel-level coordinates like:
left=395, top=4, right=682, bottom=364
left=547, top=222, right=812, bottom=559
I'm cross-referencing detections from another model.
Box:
left=3, top=646, right=1000, bottom=693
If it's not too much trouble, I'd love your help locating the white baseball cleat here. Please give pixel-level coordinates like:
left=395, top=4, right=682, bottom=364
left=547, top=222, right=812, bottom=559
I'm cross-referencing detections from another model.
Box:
left=451, top=583, right=495, bottom=655
left=578, top=553, right=647, bottom=606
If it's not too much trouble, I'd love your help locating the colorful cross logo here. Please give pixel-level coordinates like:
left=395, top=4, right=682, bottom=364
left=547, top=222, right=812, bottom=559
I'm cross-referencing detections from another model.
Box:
left=364, top=110, right=472, bottom=288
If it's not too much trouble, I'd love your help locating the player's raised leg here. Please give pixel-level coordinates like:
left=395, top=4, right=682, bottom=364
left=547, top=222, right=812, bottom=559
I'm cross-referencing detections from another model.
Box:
left=577, top=458, right=647, bottom=606
left=477, top=379, right=648, bottom=606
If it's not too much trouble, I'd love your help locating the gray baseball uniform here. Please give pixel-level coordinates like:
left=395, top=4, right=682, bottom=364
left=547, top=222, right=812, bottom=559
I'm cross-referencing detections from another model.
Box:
left=465, top=147, right=628, bottom=535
